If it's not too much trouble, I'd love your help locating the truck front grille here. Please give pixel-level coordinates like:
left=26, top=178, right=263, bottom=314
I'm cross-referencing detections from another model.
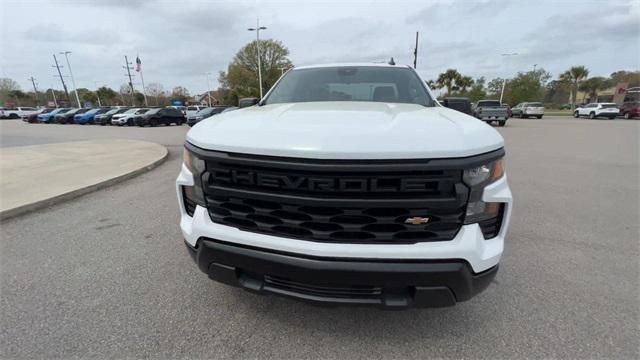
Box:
left=193, top=148, right=482, bottom=244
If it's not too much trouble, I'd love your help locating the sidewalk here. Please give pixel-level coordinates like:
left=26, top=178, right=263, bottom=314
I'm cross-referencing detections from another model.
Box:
left=0, top=139, right=168, bottom=219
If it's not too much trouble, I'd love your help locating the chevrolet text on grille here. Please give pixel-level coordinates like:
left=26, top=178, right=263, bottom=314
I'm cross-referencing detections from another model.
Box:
left=208, top=169, right=436, bottom=192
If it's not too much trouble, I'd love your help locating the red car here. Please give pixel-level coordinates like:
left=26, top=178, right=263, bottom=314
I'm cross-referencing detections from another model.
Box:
left=619, top=101, right=639, bottom=119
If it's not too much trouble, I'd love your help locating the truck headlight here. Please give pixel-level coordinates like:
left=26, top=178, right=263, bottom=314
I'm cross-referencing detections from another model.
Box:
left=182, top=147, right=206, bottom=215
left=463, top=158, right=505, bottom=235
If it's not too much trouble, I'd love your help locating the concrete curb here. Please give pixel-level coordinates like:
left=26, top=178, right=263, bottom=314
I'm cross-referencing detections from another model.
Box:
left=0, top=146, right=169, bottom=221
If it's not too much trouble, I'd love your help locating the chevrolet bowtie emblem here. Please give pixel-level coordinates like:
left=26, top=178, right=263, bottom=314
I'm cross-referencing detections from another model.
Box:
left=404, top=217, right=430, bottom=225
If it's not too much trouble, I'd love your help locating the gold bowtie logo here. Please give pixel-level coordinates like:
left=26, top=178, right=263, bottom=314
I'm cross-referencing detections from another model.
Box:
left=404, top=217, right=430, bottom=225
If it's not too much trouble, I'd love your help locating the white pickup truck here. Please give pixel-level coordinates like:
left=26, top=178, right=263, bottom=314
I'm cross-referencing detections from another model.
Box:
left=0, top=107, right=39, bottom=119
left=177, top=63, right=512, bottom=309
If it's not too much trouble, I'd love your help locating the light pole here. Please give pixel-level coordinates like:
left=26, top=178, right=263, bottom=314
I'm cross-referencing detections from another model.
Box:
left=248, top=19, right=267, bottom=99
left=205, top=72, right=212, bottom=107
left=60, top=51, right=81, bottom=107
left=500, top=52, right=518, bottom=104
left=533, top=64, right=537, bottom=72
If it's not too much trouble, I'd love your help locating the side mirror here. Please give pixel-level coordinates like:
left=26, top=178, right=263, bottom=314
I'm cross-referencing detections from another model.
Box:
left=238, top=97, right=259, bottom=108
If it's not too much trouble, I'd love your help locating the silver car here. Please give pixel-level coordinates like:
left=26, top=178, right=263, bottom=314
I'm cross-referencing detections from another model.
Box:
left=512, top=102, right=545, bottom=119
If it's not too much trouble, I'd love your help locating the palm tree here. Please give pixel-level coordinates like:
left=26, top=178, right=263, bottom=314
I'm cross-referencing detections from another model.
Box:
left=436, top=69, right=462, bottom=96
left=562, top=66, right=589, bottom=109
left=579, top=77, right=609, bottom=103
left=457, top=76, right=474, bottom=93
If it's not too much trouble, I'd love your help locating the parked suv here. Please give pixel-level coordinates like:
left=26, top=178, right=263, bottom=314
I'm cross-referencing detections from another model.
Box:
left=188, top=106, right=229, bottom=126
left=574, top=103, right=619, bottom=119
left=54, top=108, right=88, bottom=124
left=619, top=101, right=639, bottom=119
left=511, top=102, right=544, bottom=119
left=177, top=63, right=512, bottom=309
left=38, top=108, right=70, bottom=123
left=111, top=108, right=148, bottom=126
left=135, top=107, right=185, bottom=126
left=94, top=107, right=129, bottom=125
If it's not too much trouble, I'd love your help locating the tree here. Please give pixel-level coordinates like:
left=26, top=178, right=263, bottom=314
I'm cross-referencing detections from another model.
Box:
left=435, top=69, right=462, bottom=96
left=502, top=68, right=551, bottom=106
left=218, top=39, right=293, bottom=104
left=579, top=77, right=609, bottom=103
left=146, top=83, right=165, bottom=106
left=467, top=77, right=487, bottom=102
left=487, top=78, right=505, bottom=98
left=133, top=92, right=146, bottom=106
left=610, top=70, right=640, bottom=86
left=8, top=90, right=29, bottom=106
left=171, top=86, right=190, bottom=104
left=96, top=86, right=119, bottom=106
left=561, top=66, right=589, bottom=109
left=0, top=78, right=21, bottom=106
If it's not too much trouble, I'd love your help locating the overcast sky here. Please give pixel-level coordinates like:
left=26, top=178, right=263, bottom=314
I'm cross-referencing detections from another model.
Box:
left=1, top=0, right=638, bottom=95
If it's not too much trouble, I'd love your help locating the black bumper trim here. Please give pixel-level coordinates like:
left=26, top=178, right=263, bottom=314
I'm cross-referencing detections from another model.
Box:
left=186, top=238, right=497, bottom=309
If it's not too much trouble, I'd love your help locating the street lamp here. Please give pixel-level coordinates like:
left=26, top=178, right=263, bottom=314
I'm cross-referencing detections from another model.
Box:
left=248, top=19, right=267, bottom=99
left=60, top=51, right=81, bottom=107
left=205, top=72, right=212, bottom=107
left=500, top=52, right=518, bottom=104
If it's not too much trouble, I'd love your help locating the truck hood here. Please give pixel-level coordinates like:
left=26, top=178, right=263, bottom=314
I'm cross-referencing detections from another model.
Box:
left=187, top=102, right=504, bottom=159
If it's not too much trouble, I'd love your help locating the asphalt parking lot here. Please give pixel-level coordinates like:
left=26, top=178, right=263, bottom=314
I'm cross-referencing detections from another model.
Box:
left=1, top=117, right=638, bottom=359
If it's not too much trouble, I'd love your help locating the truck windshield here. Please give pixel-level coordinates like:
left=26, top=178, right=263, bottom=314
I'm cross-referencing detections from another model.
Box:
left=263, top=66, right=434, bottom=106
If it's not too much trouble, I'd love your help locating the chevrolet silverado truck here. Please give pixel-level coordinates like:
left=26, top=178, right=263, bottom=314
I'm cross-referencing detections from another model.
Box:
left=177, top=63, right=512, bottom=309
left=472, top=100, right=509, bottom=126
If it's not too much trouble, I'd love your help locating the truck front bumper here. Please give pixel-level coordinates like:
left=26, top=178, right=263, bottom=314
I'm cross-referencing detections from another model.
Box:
left=185, top=237, right=498, bottom=309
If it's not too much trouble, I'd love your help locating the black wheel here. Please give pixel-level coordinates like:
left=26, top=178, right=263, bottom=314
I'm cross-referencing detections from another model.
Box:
left=608, top=116, right=616, bottom=120
left=573, top=111, right=579, bottom=118
left=589, top=112, right=595, bottom=119
left=9, top=113, right=19, bottom=119
left=536, top=115, right=543, bottom=119
left=150, top=119, right=157, bottom=127
left=127, top=119, right=133, bottom=126
left=520, top=113, right=526, bottom=119
left=498, top=120, right=506, bottom=127
left=624, top=113, right=630, bottom=119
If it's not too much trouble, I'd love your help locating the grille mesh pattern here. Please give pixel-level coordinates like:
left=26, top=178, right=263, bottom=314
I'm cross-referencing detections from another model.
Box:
left=264, top=275, right=382, bottom=299
left=201, top=151, right=468, bottom=244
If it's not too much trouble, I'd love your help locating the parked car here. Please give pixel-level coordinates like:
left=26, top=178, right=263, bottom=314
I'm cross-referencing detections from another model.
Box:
left=472, top=100, right=509, bottom=126
left=440, top=97, right=472, bottom=115
left=177, top=63, right=513, bottom=309
left=54, top=108, right=88, bottom=124
left=0, top=107, right=39, bottom=119
left=619, top=101, right=639, bottom=119
left=74, top=108, right=110, bottom=124
left=221, top=107, right=238, bottom=113
left=24, top=108, right=54, bottom=123
left=135, top=107, right=185, bottom=127
left=111, top=108, right=149, bottom=126
left=187, top=106, right=229, bottom=126
left=38, top=108, right=70, bottom=123
left=169, top=105, right=186, bottom=115
left=574, top=103, right=619, bottom=119
left=511, top=102, right=545, bottom=119
left=94, top=107, right=129, bottom=125
left=0, top=107, right=6, bottom=119
left=186, top=105, right=206, bottom=119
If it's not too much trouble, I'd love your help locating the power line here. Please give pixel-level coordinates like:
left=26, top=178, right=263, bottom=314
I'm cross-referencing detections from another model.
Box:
left=123, top=56, right=135, bottom=105
left=29, top=76, right=39, bottom=107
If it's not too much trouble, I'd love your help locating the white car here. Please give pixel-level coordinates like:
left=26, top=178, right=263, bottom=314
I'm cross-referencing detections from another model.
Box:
left=111, top=108, right=148, bottom=126
left=186, top=105, right=206, bottom=119
left=512, top=102, right=544, bottom=119
left=177, top=63, right=512, bottom=309
left=574, top=103, right=619, bottom=119
left=0, top=107, right=38, bottom=119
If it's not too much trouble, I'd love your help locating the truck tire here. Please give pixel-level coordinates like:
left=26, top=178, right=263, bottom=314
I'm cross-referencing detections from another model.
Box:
left=498, top=120, right=506, bottom=127
left=589, top=112, right=595, bottom=119
left=536, top=115, right=543, bottom=119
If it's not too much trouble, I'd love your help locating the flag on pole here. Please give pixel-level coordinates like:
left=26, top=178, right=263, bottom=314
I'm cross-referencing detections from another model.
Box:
left=135, top=56, right=141, bottom=72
